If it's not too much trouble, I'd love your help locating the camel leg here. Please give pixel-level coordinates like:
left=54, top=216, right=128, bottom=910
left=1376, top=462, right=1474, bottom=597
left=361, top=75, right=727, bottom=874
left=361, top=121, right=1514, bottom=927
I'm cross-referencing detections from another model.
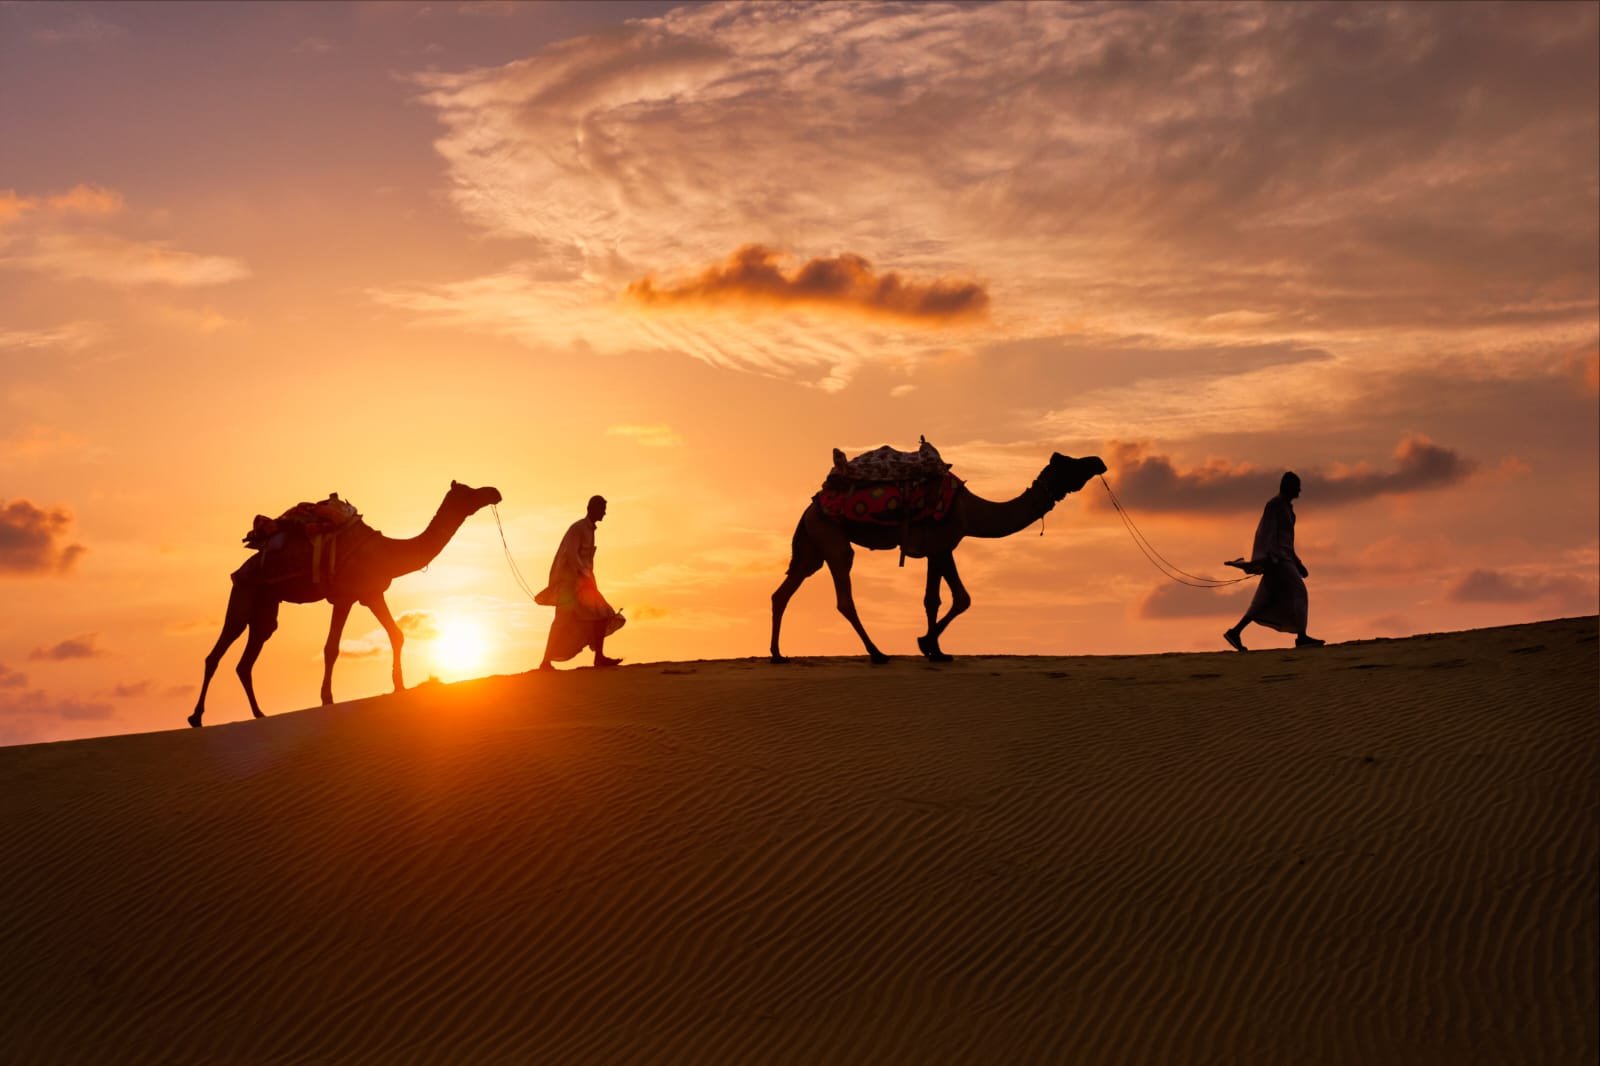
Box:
left=917, top=554, right=955, bottom=663
left=771, top=514, right=825, bottom=663
left=190, top=581, right=253, bottom=727
left=918, top=553, right=971, bottom=662
left=827, top=548, right=889, bottom=664
left=363, top=592, right=405, bottom=694
left=320, top=600, right=354, bottom=706
left=235, top=597, right=280, bottom=719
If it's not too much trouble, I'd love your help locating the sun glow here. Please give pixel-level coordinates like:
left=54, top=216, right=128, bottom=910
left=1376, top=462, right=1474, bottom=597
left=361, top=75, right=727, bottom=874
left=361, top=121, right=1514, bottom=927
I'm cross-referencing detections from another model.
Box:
left=430, top=616, right=490, bottom=679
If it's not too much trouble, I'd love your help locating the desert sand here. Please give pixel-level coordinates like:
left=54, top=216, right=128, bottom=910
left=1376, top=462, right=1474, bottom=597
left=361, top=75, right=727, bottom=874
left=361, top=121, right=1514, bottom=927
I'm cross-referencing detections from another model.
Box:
left=1, top=616, right=1595, bottom=1064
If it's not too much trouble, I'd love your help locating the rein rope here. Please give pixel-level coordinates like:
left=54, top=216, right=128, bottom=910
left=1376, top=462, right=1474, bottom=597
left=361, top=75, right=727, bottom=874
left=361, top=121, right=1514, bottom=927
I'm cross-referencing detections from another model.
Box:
left=491, top=505, right=544, bottom=603
left=1098, top=476, right=1248, bottom=589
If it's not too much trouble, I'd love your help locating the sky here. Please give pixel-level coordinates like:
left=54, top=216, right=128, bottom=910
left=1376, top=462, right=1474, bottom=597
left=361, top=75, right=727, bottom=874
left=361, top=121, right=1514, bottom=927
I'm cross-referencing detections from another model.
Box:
left=1, top=0, right=1596, bottom=746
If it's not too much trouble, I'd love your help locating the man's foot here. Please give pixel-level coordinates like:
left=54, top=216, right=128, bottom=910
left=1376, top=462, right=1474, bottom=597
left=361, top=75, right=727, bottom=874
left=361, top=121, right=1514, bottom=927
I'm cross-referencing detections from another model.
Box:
left=1295, top=635, right=1325, bottom=648
left=1223, top=629, right=1247, bottom=652
left=594, top=655, right=622, bottom=669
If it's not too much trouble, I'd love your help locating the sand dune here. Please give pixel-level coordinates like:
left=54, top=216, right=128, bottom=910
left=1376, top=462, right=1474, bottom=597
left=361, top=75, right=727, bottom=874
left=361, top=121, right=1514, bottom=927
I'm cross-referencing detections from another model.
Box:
left=1, top=617, right=1595, bottom=1064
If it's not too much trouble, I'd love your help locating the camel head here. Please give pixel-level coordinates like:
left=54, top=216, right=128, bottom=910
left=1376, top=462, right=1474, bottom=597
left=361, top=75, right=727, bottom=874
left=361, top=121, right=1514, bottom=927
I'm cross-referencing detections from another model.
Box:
left=1041, top=453, right=1107, bottom=500
left=445, top=480, right=504, bottom=516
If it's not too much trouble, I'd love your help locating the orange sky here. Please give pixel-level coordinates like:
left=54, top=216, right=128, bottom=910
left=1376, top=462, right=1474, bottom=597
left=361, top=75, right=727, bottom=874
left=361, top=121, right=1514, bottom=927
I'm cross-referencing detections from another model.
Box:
left=2, top=0, right=1596, bottom=745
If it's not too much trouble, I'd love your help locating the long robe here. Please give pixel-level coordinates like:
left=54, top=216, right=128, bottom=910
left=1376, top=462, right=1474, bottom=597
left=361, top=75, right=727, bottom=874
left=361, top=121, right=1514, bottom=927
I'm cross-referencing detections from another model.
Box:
left=536, top=517, right=624, bottom=662
left=1245, top=495, right=1308, bottom=634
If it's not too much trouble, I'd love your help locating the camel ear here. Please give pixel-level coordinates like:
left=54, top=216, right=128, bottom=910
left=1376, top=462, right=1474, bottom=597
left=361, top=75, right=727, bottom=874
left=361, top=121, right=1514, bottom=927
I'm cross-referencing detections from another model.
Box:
left=1051, top=452, right=1065, bottom=463
left=451, top=480, right=459, bottom=488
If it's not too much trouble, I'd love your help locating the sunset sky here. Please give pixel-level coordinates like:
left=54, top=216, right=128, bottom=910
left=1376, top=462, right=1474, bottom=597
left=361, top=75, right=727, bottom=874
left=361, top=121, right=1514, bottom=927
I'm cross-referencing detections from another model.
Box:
left=2, top=0, right=1596, bottom=745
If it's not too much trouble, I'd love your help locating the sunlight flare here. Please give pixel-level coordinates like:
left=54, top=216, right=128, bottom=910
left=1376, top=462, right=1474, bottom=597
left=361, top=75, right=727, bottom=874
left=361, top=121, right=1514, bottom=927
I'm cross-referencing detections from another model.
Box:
left=430, top=615, right=490, bottom=679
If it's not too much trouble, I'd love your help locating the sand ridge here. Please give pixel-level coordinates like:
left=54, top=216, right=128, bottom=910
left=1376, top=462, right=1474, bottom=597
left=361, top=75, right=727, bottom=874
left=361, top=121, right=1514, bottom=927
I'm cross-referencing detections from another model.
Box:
left=1, top=617, right=1595, bottom=1064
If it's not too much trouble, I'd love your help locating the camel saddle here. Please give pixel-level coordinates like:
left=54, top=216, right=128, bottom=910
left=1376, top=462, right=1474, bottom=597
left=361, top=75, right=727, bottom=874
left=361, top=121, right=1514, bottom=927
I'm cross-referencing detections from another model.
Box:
left=241, top=494, right=364, bottom=587
left=815, top=437, right=960, bottom=527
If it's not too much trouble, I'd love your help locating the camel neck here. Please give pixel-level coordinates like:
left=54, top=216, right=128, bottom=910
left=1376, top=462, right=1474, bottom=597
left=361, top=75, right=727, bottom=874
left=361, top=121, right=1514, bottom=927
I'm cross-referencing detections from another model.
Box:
left=961, top=478, right=1058, bottom=539
left=387, top=504, right=467, bottom=574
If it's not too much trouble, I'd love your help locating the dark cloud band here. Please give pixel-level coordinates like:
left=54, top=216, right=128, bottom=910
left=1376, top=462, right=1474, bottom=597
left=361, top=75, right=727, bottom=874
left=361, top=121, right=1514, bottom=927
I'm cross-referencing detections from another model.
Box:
left=626, top=245, right=989, bottom=325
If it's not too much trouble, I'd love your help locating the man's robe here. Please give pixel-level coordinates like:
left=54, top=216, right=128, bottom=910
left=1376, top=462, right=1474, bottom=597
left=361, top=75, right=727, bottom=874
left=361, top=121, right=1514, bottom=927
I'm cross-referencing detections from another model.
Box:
left=536, top=517, right=624, bottom=662
left=1244, top=495, right=1308, bottom=634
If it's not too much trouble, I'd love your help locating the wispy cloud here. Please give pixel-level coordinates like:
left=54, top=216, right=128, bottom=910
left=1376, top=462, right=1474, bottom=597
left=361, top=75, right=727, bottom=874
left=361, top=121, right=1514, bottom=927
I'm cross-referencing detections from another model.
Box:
left=392, top=1, right=1597, bottom=386
left=0, top=425, right=94, bottom=465
left=0, top=322, right=104, bottom=352
left=29, top=634, right=103, bottom=662
left=10, top=232, right=250, bottom=287
left=627, top=246, right=988, bottom=325
left=31, top=11, right=127, bottom=47
left=606, top=424, right=682, bottom=448
left=0, top=184, right=124, bottom=225
left=0, top=663, right=26, bottom=689
left=0, top=499, right=86, bottom=574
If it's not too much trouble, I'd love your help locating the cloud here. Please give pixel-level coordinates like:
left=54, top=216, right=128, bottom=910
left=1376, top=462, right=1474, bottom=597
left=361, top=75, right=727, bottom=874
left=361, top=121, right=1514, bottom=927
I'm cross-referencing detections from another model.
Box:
left=1096, top=435, right=1478, bottom=514
left=29, top=634, right=102, bottom=662
left=31, top=11, right=127, bottom=46
left=110, top=681, right=152, bottom=699
left=0, top=499, right=86, bottom=574
left=0, top=322, right=103, bottom=352
left=339, top=609, right=439, bottom=657
left=626, top=246, right=988, bottom=325
left=8, top=232, right=250, bottom=287
left=393, top=1, right=1597, bottom=385
left=606, top=423, right=682, bottom=448
left=1137, top=583, right=1252, bottom=620
left=45, top=184, right=124, bottom=216
left=0, top=663, right=26, bottom=689
left=0, top=184, right=123, bottom=226
left=1447, top=568, right=1590, bottom=605
left=0, top=425, right=94, bottom=464
left=0, top=688, right=115, bottom=746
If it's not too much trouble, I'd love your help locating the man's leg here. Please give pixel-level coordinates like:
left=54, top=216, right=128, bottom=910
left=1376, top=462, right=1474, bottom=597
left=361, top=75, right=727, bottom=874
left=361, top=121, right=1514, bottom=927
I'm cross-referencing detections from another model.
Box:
left=1224, top=611, right=1252, bottom=652
left=593, top=620, right=620, bottom=668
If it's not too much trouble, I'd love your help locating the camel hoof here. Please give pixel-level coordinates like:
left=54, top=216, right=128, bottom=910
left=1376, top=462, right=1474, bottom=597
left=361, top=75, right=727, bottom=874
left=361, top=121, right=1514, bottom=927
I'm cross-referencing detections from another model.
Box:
left=869, top=653, right=891, bottom=665
left=770, top=655, right=790, bottom=665
left=252, top=710, right=266, bottom=719
left=187, top=714, right=202, bottom=728
left=916, top=636, right=952, bottom=662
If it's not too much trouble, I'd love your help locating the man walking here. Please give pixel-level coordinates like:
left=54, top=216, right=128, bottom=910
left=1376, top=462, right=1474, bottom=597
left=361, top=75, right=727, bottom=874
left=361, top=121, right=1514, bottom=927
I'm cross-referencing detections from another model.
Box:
left=536, top=495, right=625, bottom=669
left=1224, top=472, right=1325, bottom=652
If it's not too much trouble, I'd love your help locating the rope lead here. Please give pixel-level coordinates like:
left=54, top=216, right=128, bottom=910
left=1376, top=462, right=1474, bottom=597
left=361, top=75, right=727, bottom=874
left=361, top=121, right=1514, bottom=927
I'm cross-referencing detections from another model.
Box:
left=1098, top=476, right=1248, bottom=589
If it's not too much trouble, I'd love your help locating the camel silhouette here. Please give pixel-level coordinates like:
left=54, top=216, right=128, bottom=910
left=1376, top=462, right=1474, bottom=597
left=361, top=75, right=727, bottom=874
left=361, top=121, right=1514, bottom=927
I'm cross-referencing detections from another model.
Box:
left=188, top=480, right=502, bottom=727
left=770, top=453, right=1106, bottom=663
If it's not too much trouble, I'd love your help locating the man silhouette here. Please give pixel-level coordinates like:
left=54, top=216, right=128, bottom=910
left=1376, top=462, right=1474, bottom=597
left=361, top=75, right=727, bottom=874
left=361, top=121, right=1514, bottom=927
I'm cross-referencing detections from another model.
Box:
left=1224, top=472, right=1325, bottom=652
left=536, top=495, right=624, bottom=670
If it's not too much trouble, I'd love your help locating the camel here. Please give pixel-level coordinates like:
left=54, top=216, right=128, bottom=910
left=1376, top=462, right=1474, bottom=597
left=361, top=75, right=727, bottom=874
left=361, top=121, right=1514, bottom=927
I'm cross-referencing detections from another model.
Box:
left=188, top=480, right=503, bottom=727
left=770, top=453, right=1106, bottom=664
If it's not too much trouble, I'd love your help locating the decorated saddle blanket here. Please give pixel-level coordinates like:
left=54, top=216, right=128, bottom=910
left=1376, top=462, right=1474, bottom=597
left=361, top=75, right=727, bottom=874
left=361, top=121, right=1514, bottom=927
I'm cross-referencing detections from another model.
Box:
left=243, top=494, right=359, bottom=549
left=830, top=437, right=950, bottom=482
left=815, top=438, right=961, bottom=526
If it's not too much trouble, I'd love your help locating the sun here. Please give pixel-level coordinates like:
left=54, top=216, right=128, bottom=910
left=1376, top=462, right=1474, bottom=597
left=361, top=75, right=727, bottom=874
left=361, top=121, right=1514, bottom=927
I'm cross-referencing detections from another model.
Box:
left=430, top=615, right=490, bottom=679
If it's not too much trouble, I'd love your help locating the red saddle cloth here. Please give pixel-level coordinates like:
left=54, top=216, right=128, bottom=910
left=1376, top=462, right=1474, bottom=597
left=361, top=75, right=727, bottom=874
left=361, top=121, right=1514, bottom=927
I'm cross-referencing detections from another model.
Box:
left=816, top=471, right=960, bottom=525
